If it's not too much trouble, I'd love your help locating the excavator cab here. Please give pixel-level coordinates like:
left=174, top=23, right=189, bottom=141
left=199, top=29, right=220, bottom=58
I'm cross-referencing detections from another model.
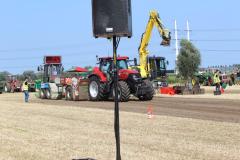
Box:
left=148, top=57, right=167, bottom=80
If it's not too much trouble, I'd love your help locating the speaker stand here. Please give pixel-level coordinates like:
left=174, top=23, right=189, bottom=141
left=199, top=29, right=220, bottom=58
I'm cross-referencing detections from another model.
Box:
left=113, top=36, right=121, bottom=160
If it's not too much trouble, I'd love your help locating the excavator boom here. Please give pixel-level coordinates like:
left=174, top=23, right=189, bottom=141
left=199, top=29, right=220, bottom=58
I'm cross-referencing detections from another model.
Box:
left=138, top=10, right=171, bottom=80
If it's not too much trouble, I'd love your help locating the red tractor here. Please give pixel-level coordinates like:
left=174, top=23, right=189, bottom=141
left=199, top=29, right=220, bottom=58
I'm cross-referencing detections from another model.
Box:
left=4, top=75, right=22, bottom=93
left=88, top=56, right=154, bottom=102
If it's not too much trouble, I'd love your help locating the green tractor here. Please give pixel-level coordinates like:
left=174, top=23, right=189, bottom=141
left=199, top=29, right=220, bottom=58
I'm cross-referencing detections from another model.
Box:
left=194, top=72, right=214, bottom=86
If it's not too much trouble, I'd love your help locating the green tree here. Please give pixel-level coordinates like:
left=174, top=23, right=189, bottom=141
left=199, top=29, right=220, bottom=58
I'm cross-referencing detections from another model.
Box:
left=0, top=71, right=11, bottom=81
left=177, top=39, right=201, bottom=81
left=21, top=70, right=37, bottom=81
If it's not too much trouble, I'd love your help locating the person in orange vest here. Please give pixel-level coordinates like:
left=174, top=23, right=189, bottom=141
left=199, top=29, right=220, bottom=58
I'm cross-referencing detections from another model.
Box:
left=22, top=77, right=29, bottom=102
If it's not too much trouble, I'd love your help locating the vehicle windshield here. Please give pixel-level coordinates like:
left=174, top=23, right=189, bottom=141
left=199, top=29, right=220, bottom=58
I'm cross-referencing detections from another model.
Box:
left=101, top=61, right=111, bottom=72
left=101, top=59, right=128, bottom=72
left=45, top=64, right=62, bottom=77
left=117, top=60, right=128, bottom=69
left=150, top=59, right=166, bottom=71
left=157, top=59, right=166, bottom=70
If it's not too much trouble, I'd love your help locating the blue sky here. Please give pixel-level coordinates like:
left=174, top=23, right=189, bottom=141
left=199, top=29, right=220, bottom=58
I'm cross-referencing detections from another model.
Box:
left=0, top=0, right=239, bottom=74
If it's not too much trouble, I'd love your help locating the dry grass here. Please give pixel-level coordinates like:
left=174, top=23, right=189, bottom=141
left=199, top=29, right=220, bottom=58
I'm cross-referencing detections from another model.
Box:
left=0, top=93, right=240, bottom=160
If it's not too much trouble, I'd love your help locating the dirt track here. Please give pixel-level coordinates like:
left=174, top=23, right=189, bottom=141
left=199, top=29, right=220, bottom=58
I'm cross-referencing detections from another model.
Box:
left=24, top=94, right=240, bottom=123
left=1, top=93, right=240, bottom=160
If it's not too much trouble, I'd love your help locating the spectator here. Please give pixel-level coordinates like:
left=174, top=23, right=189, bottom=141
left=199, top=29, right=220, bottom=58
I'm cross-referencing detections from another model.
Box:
left=213, top=70, right=221, bottom=92
left=22, top=77, right=29, bottom=102
left=230, top=73, right=235, bottom=85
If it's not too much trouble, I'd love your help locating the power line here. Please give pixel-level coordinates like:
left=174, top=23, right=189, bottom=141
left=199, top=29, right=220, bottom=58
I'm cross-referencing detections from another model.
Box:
left=192, top=39, right=240, bottom=42
left=0, top=57, right=96, bottom=70
left=0, top=44, right=81, bottom=53
left=0, top=51, right=99, bottom=61
left=0, top=42, right=108, bottom=53
left=171, top=38, right=240, bottom=42
left=171, top=28, right=240, bottom=32
left=1, top=48, right=240, bottom=62
left=192, top=29, right=240, bottom=32
left=200, top=49, right=240, bottom=52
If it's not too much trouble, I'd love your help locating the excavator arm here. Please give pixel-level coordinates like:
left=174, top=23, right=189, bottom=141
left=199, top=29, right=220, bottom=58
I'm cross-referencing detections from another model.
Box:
left=138, top=10, right=171, bottom=78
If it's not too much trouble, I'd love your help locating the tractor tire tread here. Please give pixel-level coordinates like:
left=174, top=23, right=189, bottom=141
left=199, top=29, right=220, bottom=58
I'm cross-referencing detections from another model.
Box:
left=118, top=81, right=130, bottom=102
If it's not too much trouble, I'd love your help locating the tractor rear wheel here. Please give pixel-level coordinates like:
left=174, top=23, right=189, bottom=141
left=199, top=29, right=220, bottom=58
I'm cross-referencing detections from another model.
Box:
left=45, top=89, right=51, bottom=99
left=112, top=81, right=130, bottom=102
left=88, top=76, right=109, bottom=101
left=65, top=86, right=73, bottom=101
left=40, top=89, right=46, bottom=99
left=4, top=85, right=10, bottom=92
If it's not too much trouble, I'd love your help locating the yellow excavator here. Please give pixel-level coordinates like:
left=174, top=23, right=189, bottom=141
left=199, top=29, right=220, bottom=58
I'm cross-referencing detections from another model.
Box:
left=133, top=10, right=171, bottom=87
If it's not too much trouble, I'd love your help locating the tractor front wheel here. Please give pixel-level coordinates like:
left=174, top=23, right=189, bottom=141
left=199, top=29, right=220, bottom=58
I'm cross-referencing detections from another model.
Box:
left=138, top=80, right=154, bottom=101
left=65, top=86, right=73, bottom=101
left=40, top=89, right=46, bottom=99
left=88, top=76, right=109, bottom=101
left=45, top=89, right=51, bottom=99
left=112, top=81, right=130, bottom=102
left=4, top=85, right=10, bottom=93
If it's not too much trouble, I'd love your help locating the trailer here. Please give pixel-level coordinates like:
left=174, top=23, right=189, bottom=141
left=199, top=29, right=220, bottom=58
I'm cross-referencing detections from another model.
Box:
left=37, top=56, right=89, bottom=100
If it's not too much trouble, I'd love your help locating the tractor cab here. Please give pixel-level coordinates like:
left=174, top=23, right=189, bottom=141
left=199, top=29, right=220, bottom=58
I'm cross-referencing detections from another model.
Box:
left=99, top=56, right=129, bottom=71
left=38, top=56, right=63, bottom=84
left=6, top=75, right=17, bottom=82
left=97, top=56, right=131, bottom=81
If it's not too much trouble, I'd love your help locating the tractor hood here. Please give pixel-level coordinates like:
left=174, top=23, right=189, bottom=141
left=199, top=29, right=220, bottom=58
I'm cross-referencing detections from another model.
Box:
left=119, top=69, right=138, bottom=74
left=118, top=69, right=139, bottom=80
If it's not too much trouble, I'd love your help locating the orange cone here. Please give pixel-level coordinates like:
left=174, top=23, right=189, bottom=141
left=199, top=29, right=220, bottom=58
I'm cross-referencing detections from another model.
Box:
left=147, top=106, right=154, bottom=119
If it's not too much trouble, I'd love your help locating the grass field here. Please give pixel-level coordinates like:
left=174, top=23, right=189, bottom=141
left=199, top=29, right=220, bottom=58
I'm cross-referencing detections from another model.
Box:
left=0, top=93, right=240, bottom=160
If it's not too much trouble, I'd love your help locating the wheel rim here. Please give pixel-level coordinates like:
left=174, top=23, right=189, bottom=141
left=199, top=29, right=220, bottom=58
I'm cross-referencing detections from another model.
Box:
left=46, top=90, right=51, bottom=98
left=89, top=81, right=98, bottom=98
left=67, top=90, right=71, bottom=99
left=40, top=90, right=44, bottom=98
left=4, top=86, right=8, bottom=92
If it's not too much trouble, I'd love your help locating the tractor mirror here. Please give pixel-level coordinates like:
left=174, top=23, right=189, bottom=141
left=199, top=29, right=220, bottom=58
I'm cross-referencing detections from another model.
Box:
left=166, top=61, right=169, bottom=65
left=62, top=67, right=64, bottom=72
left=37, top=65, right=43, bottom=71
left=134, top=58, right=138, bottom=66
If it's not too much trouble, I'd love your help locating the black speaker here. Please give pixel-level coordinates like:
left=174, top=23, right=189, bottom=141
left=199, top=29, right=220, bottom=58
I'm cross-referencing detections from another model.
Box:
left=92, top=0, right=132, bottom=38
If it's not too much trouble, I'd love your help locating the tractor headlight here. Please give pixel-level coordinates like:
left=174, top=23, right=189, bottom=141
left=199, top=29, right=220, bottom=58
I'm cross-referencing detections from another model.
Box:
left=132, top=74, right=139, bottom=81
left=131, top=74, right=142, bottom=82
left=54, top=77, right=61, bottom=84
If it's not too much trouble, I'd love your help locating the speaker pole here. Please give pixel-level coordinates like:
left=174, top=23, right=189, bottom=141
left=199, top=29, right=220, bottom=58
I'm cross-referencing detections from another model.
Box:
left=113, top=36, right=121, bottom=160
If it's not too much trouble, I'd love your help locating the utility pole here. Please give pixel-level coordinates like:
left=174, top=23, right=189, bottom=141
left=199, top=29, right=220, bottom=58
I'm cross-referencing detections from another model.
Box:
left=174, top=20, right=179, bottom=74
left=186, top=20, right=190, bottom=41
